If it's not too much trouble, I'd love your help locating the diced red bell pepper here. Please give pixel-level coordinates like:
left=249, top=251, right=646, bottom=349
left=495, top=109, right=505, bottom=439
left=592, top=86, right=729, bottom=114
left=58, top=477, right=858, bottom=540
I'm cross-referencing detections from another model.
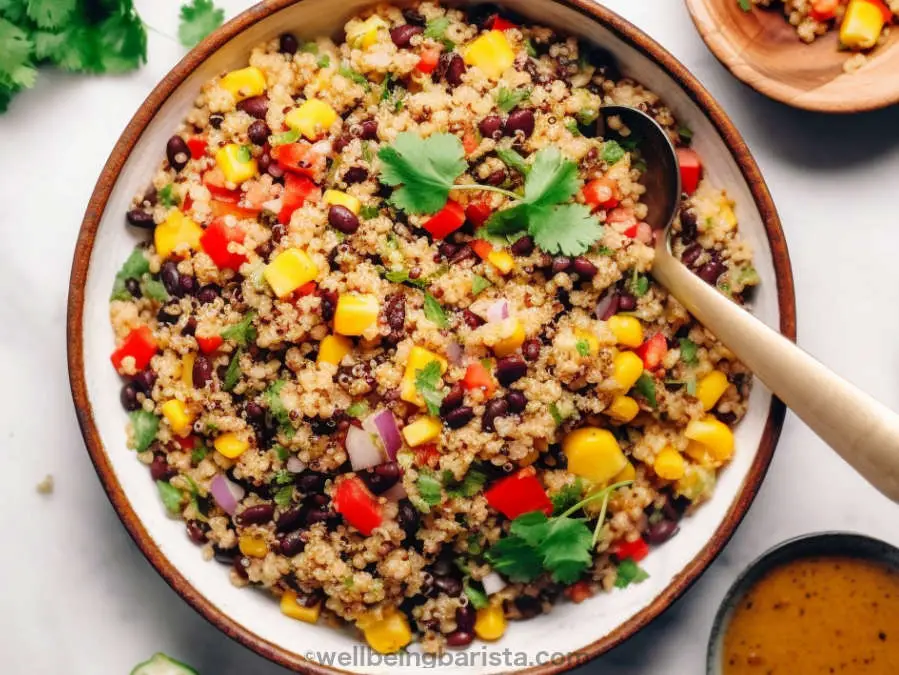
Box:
left=196, top=334, right=223, bottom=354
left=271, top=142, right=326, bottom=178
left=414, top=443, right=441, bottom=468
left=564, top=580, right=593, bottom=604
left=203, top=168, right=241, bottom=202
left=111, top=326, right=157, bottom=373
left=471, top=239, right=494, bottom=260
left=278, top=173, right=320, bottom=225
left=809, top=0, right=840, bottom=20
left=612, top=537, right=649, bottom=562
left=462, top=362, right=496, bottom=398
left=210, top=200, right=257, bottom=220
left=676, top=148, right=703, bottom=196
left=175, top=435, right=197, bottom=451
left=489, top=15, right=517, bottom=30
left=416, top=46, right=441, bottom=74
left=465, top=199, right=493, bottom=227
left=634, top=333, right=668, bottom=371
left=333, top=476, right=383, bottom=536
left=241, top=180, right=270, bottom=212
left=200, top=219, right=247, bottom=271
left=295, top=281, right=317, bottom=297
left=623, top=224, right=638, bottom=238
left=582, top=177, right=620, bottom=210
left=462, top=131, right=479, bottom=156
left=187, top=136, right=208, bottom=160
left=423, top=200, right=465, bottom=239
left=862, top=0, right=893, bottom=22
left=484, top=467, right=553, bottom=520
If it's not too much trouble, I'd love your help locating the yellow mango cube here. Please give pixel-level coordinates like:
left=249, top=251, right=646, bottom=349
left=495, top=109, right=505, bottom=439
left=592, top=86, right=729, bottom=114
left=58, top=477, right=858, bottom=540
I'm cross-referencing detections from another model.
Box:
left=613, top=351, right=644, bottom=391
left=263, top=248, right=319, bottom=298
left=280, top=591, right=321, bottom=624
left=323, top=189, right=361, bottom=215
left=608, top=315, right=644, bottom=348
left=286, top=98, right=338, bottom=140
left=359, top=610, right=412, bottom=654
left=334, top=293, right=380, bottom=336
left=154, top=209, right=203, bottom=260
left=317, top=334, right=353, bottom=366
left=841, top=0, right=885, bottom=49
left=697, top=370, right=729, bottom=411
left=238, top=535, right=268, bottom=558
left=606, top=395, right=639, bottom=423
left=574, top=329, right=599, bottom=356
left=402, top=417, right=442, bottom=447
left=401, top=347, right=448, bottom=406
left=720, top=198, right=737, bottom=231
left=216, top=144, right=258, bottom=185
left=562, top=427, right=627, bottom=484
left=214, top=432, right=249, bottom=459
left=161, top=399, right=194, bottom=437
left=654, top=446, right=686, bottom=481
left=487, top=250, right=515, bottom=275
left=464, top=30, right=515, bottom=79
left=219, top=66, right=267, bottom=102
left=493, top=318, right=526, bottom=357
left=347, top=15, right=388, bottom=49
left=474, top=604, right=507, bottom=641
left=685, top=416, right=735, bottom=461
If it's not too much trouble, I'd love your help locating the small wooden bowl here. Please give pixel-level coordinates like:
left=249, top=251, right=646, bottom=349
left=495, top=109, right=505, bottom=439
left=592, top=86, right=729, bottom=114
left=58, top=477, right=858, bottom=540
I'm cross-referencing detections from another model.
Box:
left=685, top=0, right=899, bottom=112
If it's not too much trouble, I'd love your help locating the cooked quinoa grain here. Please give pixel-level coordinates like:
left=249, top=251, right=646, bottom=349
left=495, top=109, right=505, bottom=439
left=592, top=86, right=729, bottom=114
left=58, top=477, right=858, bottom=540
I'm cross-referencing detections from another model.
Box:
left=108, top=2, right=760, bottom=655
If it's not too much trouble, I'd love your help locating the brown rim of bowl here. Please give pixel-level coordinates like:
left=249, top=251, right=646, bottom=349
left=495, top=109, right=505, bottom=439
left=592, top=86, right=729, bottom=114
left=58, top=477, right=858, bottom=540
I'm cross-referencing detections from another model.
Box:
left=66, top=1, right=796, bottom=673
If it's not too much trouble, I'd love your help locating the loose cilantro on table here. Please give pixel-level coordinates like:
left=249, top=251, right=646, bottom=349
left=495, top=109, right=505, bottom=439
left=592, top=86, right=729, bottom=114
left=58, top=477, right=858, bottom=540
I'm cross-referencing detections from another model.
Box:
left=614, top=558, right=650, bottom=588
left=157, top=480, right=184, bottom=514
left=471, top=273, right=491, bottom=296
left=495, top=87, right=531, bottom=113
left=634, top=373, right=658, bottom=408
left=221, top=311, right=257, bottom=347
left=130, top=410, right=159, bottom=452
left=178, top=0, right=224, bottom=48
left=422, top=292, right=449, bottom=328
left=414, top=361, right=445, bottom=417
left=679, top=338, right=699, bottom=366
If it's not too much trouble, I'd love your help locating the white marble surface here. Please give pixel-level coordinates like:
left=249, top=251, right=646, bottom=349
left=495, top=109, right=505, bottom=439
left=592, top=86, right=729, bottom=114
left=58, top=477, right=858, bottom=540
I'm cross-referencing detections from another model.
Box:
left=2, top=0, right=899, bottom=672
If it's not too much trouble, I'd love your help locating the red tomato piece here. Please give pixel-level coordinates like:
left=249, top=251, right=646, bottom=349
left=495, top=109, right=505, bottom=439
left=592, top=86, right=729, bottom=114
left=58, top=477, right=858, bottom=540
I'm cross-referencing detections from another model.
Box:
left=210, top=200, right=257, bottom=220
left=333, top=476, right=383, bottom=536
left=414, top=443, right=441, bottom=468
left=471, top=239, right=494, bottom=260
left=187, top=137, right=208, bottom=160
left=200, top=219, right=247, bottom=271
left=635, top=333, right=668, bottom=371
left=278, top=173, right=320, bottom=225
left=484, top=467, right=553, bottom=520
left=416, top=46, right=441, bottom=74
left=623, top=224, right=638, bottom=238
left=613, top=537, right=649, bottom=562
left=110, top=326, right=157, bottom=373
left=175, top=435, right=197, bottom=451
left=465, top=199, right=493, bottom=227
left=271, top=142, right=326, bottom=178
left=490, top=15, right=517, bottom=30
left=423, top=200, right=466, bottom=239
left=295, top=281, right=317, bottom=297
left=203, top=168, right=241, bottom=203
left=462, top=362, right=496, bottom=398
left=676, top=148, right=703, bottom=196
left=196, top=334, right=223, bottom=354
left=582, top=177, right=620, bottom=210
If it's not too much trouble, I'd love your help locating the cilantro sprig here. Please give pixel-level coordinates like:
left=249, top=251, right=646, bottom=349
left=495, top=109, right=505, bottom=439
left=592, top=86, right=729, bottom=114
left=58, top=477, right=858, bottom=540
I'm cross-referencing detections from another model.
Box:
left=414, top=361, right=445, bottom=416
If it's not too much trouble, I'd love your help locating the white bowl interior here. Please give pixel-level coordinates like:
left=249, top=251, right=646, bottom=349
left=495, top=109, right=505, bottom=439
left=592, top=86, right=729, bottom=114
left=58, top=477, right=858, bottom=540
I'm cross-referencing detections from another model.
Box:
left=79, top=1, right=782, bottom=672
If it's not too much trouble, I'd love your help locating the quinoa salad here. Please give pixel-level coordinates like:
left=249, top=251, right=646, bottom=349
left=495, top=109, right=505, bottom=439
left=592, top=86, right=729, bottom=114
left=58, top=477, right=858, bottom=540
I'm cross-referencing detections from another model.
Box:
left=744, top=0, right=896, bottom=72
left=109, top=2, right=760, bottom=655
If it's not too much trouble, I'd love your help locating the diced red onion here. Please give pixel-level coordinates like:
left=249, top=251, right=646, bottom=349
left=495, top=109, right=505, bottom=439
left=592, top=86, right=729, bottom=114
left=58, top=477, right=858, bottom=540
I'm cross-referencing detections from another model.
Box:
left=596, top=290, right=619, bottom=320
left=636, top=222, right=653, bottom=244
left=363, top=409, right=402, bottom=460
left=446, top=341, right=464, bottom=365
left=486, top=299, right=509, bottom=323
left=286, top=456, right=306, bottom=473
left=210, top=474, right=245, bottom=516
left=381, top=481, right=408, bottom=501
left=482, top=571, right=508, bottom=595
left=346, top=425, right=385, bottom=471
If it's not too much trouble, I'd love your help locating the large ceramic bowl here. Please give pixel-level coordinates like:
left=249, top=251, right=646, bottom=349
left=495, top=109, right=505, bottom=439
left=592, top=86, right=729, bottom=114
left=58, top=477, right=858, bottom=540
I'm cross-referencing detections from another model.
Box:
left=67, top=1, right=795, bottom=673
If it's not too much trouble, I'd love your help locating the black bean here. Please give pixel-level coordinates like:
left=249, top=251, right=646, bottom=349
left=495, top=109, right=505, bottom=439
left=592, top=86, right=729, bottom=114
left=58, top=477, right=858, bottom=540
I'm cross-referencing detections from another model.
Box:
left=444, top=406, right=474, bottom=429
left=305, top=508, right=331, bottom=526
left=384, top=293, right=406, bottom=332
left=496, top=355, right=527, bottom=386
left=209, top=113, right=224, bottom=129
left=126, top=209, right=155, bottom=229
left=237, top=503, right=275, bottom=525
left=310, top=416, right=339, bottom=436
left=397, top=500, right=420, bottom=538
left=551, top=256, right=572, bottom=274
left=328, top=205, right=360, bottom=234
left=186, top=521, right=208, bottom=544
left=120, top=383, right=140, bottom=411
left=196, top=284, right=220, bottom=304
left=359, top=119, right=379, bottom=140
left=166, top=135, right=190, bottom=171
left=504, top=109, right=535, bottom=138
left=156, top=306, right=180, bottom=324
left=247, top=120, right=270, bottom=145
left=124, top=277, right=142, bottom=298
left=447, top=631, right=474, bottom=647
left=510, top=235, right=534, bottom=256
left=402, top=7, right=426, bottom=25
left=572, top=256, right=597, bottom=279
left=456, top=605, right=476, bottom=633
left=237, top=95, right=269, bottom=119
left=244, top=401, right=265, bottom=423
left=444, top=54, right=466, bottom=87
left=522, top=338, right=541, bottom=361
left=681, top=243, right=702, bottom=267
left=483, top=398, right=509, bottom=432
left=212, top=547, right=236, bottom=565
left=295, top=471, right=326, bottom=494
left=485, top=168, right=506, bottom=186
left=271, top=222, right=287, bottom=243
left=618, top=292, right=637, bottom=311
left=160, top=261, right=182, bottom=297
left=515, top=595, right=542, bottom=619
left=390, top=23, right=423, bottom=47
left=132, top=369, right=157, bottom=394
left=645, top=519, right=680, bottom=545
left=279, top=530, right=306, bottom=556
left=680, top=209, right=698, bottom=242
left=359, top=461, right=401, bottom=495
left=276, top=506, right=304, bottom=532
left=439, top=384, right=464, bottom=414
left=698, top=260, right=726, bottom=285
left=179, top=274, right=196, bottom=296
left=191, top=355, right=212, bottom=388
left=462, top=309, right=484, bottom=329
left=279, top=33, right=299, bottom=54
left=449, top=244, right=475, bottom=265
left=438, top=242, right=459, bottom=260
left=318, top=289, right=338, bottom=321
left=506, top=390, right=527, bottom=414
left=478, top=114, right=503, bottom=140
left=343, top=166, right=369, bottom=184
left=434, top=575, right=463, bottom=597
left=149, top=455, right=173, bottom=482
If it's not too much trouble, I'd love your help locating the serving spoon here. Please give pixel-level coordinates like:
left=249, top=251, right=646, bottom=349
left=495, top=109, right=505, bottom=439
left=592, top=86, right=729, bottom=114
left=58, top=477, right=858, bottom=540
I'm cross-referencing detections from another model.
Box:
left=600, top=105, right=899, bottom=503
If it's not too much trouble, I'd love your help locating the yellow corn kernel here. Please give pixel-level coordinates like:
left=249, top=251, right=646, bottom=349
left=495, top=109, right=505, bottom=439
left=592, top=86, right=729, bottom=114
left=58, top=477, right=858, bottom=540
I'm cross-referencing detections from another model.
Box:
left=606, top=395, right=639, bottom=423
left=323, top=189, right=361, bottom=215
left=401, top=347, right=448, bottom=406
left=239, top=535, right=268, bottom=558
left=161, top=399, right=194, bottom=437
left=334, top=293, right=380, bottom=336
left=286, top=98, right=338, bottom=140
left=280, top=591, right=321, bottom=624
left=563, top=427, right=627, bottom=484
left=359, top=610, right=412, bottom=654
left=493, top=318, right=526, bottom=357
left=654, top=446, right=686, bottom=480
left=697, top=370, right=729, bottom=411
left=487, top=250, right=515, bottom=275
left=215, top=144, right=258, bottom=185
left=181, top=353, right=196, bottom=388
left=401, top=417, right=442, bottom=447
left=219, top=66, right=267, bottom=102
left=214, top=432, right=249, bottom=459
left=346, top=15, right=388, bottom=49
left=611, top=460, right=636, bottom=484
left=720, top=198, right=737, bottom=231
left=685, top=416, right=735, bottom=461
left=574, top=329, right=599, bottom=356
left=607, top=315, right=643, bottom=348
left=474, top=604, right=507, bottom=641
left=464, top=30, right=515, bottom=79
left=317, top=334, right=353, bottom=366
left=154, top=209, right=203, bottom=260
left=613, top=351, right=644, bottom=391
left=263, top=248, right=319, bottom=298
left=840, top=0, right=884, bottom=49
left=685, top=440, right=714, bottom=466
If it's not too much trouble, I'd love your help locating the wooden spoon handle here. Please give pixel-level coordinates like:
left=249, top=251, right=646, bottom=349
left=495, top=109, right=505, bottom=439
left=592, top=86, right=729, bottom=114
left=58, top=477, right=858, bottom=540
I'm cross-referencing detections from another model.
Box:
left=653, top=249, right=899, bottom=503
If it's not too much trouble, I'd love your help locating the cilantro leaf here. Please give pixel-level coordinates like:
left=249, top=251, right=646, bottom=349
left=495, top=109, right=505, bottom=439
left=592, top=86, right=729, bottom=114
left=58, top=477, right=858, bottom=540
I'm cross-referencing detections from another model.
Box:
left=530, top=203, right=603, bottom=257
left=423, top=16, right=453, bottom=48
left=377, top=132, right=467, bottom=214
left=157, top=183, right=179, bottom=207
left=417, top=470, right=443, bottom=506
left=339, top=63, right=370, bottom=90
left=634, top=373, right=658, bottom=408
left=414, top=361, right=445, bottom=416
left=549, top=402, right=564, bottom=426
left=110, top=248, right=150, bottom=300
left=628, top=270, right=650, bottom=297
left=509, top=510, right=551, bottom=548
left=265, top=380, right=294, bottom=437
left=274, top=485, right=294, bottom=507
left=130, top=410, right=159, bottom=452
left=191, top=443, right=208, bottom=464
left=157, top=480, right=184, bottom=514
left=464, top=581, right=489, bottom=609
left=601, top=140, right=626, bottom=165
left=221, top=312, right=256, bottom=347
left=575, top=339, right=590, bottom=357
left=383, top=268, right=428, bottom=289
left=677, top=124, right=694, bottom=144
left=679, top=338, right=698, bottom=366
left=523, top=147, right=582, bottom=206
left=0, top=18, right=36, bottom=90
left=444, top=465, right=488, bottom=498
left=538, top=516, right=593, bottom=584
left=27, top=0, right=76, bottom=29
left=359, top=203, right=380, bottom=220
left=485, top=535, right=544, bottom=582
left=178, top=0, right=224, bottom=48
left=422, top=292, right=449, bottom=328
left=614, top=558, right=650, bottom=588
left=222, top=348, right=242, bottom=392
left=495, top=87, right=531, bottom=113
left=0, top=0, right=28, bottom=23
left=471, top=273, right=491, bottom=296
left=551, top=479, right=584, bottom=515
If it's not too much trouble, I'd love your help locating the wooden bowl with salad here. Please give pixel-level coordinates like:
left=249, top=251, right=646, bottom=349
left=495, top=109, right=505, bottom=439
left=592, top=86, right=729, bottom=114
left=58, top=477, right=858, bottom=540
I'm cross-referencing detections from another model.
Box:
left=686, top=0, right=899, bottom=112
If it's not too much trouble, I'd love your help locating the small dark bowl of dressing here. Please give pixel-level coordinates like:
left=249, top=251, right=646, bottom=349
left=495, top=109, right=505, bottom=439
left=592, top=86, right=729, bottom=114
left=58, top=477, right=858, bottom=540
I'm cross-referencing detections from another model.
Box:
left=708, top=532, right=899, bottom=675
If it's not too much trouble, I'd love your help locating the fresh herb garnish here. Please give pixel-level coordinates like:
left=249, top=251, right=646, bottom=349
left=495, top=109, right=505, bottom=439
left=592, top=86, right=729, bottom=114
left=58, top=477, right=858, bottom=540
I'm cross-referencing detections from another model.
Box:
left=524, top=37, right=537, bottom=57
left=110, top=248, right=151, bottom=300
left=628, top=270, right=650, bottom=297
left=549, top=402, right=564, bottom=426
left=471, top=273, right=491, bottom=296
left=414, top=361, right=445, bottom=416
left=577, top=107, right=599, bottom=127
left=601, top=140, right=626, bottom=165
left=274, top=485, right=294, bottom=507
left=737, top=0, right=753, bottom=11
left=634, top=373, right=658, bottom=408
left=157, top=480, right=184, bottom=514
left=423, top=16, right=453, bottom=48
left=130, top=410, right=159, bottom=452
left=141, top=278, right=169, bottom=302
left=597, top=245, right=615, bottom=256
left=564, top=119, right=581, bottom=136
left=158, top=183, right=179, bottom=207
left=220, top=311, right=256, bottom=346
left=339, top=63, right=370, bottom=90
left=443, top=465, right=488, bottom=498
left=222, top=349, right=242, bottom=392
left=677, top=124, right=694, bottom=144
left=178, top=0, right=224, bottom=48
left=191, top=443, right=208, bottom=464
left=614, top=558, right=650, bottom=588
left=346, top=401, right=369, bottom=419
left=273, top=444, right=289, bottom=461
left=495, top=87, right=531, bottom=113
left=422, top=292, right=449, bottom=328
left=359, top=203, right=380, bottom=220
left=679, top=338, right=698, bottom=366
left=317, top=54, right=330, bottom=69
left=270, top=128, right=300, bottom=146
left=551, top=479, right=584, bottom=515
left=463, top=581, right=489, bottom=609
left=383, top=268, right=428, bottom=289
left=496, top=147, right=529, bottom=175
left=575, top=339, right=591, bottom=357
left=265, top=379, right=295, bottom=437
left=737, top=265, right=760, bottom=286
left=416, top=470, right=443, bottom=507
